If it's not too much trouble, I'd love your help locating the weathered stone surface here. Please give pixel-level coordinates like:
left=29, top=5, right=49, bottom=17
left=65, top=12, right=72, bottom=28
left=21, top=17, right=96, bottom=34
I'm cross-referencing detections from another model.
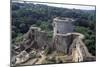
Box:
left=53, top=33, right=80, bottom=54
left=12, top=27, right=53, bottom=65
left=53, top=33, right=94, bottom=62
left=15, top=26, right=52, bottom=53
left=15, top=51, right=30, bottom=64
left=53, top=17, right=74, bottom=37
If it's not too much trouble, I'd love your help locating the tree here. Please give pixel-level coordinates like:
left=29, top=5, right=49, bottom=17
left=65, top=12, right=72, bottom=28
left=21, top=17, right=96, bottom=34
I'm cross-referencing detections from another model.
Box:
left=19, top=23, right=28, bottom=33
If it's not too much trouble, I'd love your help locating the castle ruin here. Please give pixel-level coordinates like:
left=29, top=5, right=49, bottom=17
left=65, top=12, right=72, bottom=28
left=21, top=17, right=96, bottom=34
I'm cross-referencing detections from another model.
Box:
left=11, top=17, right=95, bottom=66
left=52, top=17, right=94, bottom=62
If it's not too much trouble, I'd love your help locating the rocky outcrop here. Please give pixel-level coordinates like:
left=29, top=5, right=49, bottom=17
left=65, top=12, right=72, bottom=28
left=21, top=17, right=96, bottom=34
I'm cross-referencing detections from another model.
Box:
left=15, top=51, right=30, bottom=64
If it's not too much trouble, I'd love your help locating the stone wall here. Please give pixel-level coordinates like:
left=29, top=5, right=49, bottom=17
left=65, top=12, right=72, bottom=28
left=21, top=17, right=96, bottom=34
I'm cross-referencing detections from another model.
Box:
left=53, top=34, right=73, bottom=54
left=53, top=33, right=95, bottom=62
left=14, top=26, right=53, bottom=53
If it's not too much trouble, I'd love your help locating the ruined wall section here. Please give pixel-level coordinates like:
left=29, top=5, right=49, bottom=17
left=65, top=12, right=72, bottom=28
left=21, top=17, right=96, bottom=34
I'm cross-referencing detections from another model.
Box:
left=53, top=34, right=73, bottom=54
left=14, top=27, right=53, bottom=54
left=53, top=33, right=95, bottom=62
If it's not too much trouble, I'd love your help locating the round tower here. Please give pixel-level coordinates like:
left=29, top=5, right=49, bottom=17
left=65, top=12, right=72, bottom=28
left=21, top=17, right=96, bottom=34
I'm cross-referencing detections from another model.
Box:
left=53, top=17, right=74, bottom=37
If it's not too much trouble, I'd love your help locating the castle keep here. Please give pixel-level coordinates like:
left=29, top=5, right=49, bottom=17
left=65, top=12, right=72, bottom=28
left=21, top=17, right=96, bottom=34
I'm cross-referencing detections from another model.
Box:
left=52, top=17, right=94, bottom=62
left=53, top=17, right=74, bottom=37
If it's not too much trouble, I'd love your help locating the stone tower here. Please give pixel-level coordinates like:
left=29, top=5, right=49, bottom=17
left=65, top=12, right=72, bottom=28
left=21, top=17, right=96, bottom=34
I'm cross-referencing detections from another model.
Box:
left=53, top=17, right=74, bottom=37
